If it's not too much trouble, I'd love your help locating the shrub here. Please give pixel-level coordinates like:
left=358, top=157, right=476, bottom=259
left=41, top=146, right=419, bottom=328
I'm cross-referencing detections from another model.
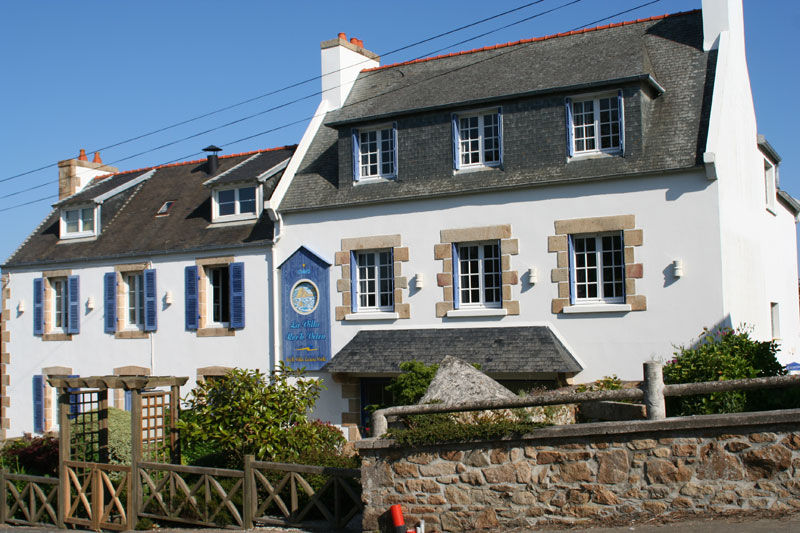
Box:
left=387, top=413, right=548, bottom=446
left=178, top=365, right=335, bottom=468
left=385, top=361, right=439, bottom=406
left=70, top=407, right=132, bottom=464
left=663, top=326, right=792, bottom=415
left=1, top=435, right=59, bottom=476
left=576, top=375, right=622, bottom=393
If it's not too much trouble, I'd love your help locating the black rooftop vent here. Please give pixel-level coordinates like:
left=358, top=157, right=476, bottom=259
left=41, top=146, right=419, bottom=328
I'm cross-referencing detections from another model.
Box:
left=203, top=145, right=222, bottom=175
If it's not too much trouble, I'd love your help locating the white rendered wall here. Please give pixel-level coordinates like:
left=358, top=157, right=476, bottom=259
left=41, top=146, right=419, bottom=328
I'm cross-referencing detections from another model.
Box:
left=278, top=170, right=725, bottom=419
left=4, top=248, right=274, bottom=437
left=701, top=1, right=800, bottom=355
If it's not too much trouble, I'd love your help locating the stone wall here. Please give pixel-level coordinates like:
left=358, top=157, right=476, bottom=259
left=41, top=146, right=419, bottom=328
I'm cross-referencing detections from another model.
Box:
left=356, top=410, right=800, bottom=532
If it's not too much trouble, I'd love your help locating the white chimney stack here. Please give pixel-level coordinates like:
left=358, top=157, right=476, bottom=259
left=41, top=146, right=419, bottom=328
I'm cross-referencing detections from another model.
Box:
left=702, top=0, right=745, bottom=51
left=320, top=33, right=380, bottom=111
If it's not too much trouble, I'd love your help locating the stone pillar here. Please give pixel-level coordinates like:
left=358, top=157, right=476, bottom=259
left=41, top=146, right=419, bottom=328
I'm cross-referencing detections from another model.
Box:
left=643, top=361, right=666, bottom=420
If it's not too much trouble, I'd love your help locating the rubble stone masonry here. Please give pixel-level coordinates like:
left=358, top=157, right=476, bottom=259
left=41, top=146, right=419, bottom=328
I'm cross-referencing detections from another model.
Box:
left=356, top=410, right=800, bottom=532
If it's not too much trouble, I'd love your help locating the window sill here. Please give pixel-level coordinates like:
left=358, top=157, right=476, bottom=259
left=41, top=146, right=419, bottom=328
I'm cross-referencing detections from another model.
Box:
left=42, top=333, right=72, bottom=342
left=569, top=150, right=621, bottom=161
left=354, top=175, right=396, bottom=185
left=446, top=308, right=507, bottom=318
left=344, top=312, right=399, bottom=321
left=115, top=330, right=149, bottom=339
left=209, top=216, right=259, bottom=227
left=454, top=164, right=502, bottom=175
left=197, top=327, right=236, bottom=337
left=562, top=304, right=631, bottom=314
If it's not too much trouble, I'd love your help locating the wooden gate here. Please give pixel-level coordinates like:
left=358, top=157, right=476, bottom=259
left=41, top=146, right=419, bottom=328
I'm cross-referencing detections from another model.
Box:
left=63, top=461, right=131, bottom=531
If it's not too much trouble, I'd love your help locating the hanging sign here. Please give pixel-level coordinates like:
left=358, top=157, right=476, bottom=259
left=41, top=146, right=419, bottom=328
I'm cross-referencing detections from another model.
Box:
left=279, top=247, right=331, bottom=370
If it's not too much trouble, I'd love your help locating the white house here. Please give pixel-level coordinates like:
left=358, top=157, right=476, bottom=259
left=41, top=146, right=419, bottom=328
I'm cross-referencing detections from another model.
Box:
left=270, top=0, right=800, bottom=430
left=1, top=0, right=797, bottom=439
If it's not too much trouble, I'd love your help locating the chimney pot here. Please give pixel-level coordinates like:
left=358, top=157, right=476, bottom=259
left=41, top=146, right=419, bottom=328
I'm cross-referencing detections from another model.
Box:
left=78, top=149, right=88, bottom=161
left=338, top=32, right=346, bottom=41
left=358, top=39, right=365, bottom=47
left=350, top=37, right=358, bottom=45
left=92, top=151, right=102, bottom=164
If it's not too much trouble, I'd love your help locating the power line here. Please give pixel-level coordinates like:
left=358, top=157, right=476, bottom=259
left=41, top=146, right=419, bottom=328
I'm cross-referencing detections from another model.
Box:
left=0, top=0, right=663, bottom=213
left=0, top=0, right=551, bottom=185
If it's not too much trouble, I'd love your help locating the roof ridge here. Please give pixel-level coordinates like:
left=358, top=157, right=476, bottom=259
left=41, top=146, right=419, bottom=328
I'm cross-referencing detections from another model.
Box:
left=91, top=144, right=298, bottom=183
left=363, top=9, right=700, bottom=73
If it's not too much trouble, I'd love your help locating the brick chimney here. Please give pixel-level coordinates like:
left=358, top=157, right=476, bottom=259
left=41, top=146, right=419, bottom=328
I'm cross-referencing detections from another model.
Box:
left=320, top=32, right=380, bottom=110
left=57, top=149, right=118, bottom=200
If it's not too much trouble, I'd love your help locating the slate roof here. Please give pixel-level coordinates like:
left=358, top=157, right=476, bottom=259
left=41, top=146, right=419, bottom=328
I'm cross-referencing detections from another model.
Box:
left=324, top=326, right=582, bottom=375
left=202, top=149, right=292, bottom=188
left=4, top=146, right=296, bottom=268
left=281, top=10, right=714, bottom=212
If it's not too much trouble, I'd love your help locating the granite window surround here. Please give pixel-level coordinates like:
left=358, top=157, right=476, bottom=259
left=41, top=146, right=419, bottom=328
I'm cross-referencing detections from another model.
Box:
left=549, top=214, right=645, bottom=314
left=194, top=256, right=237, bottom=337
left=435, top=224, right=519, bottom=318
left=37, top=269, right=75, bottom=342
left=334, top=234, right=410, bottom=321
left=113, top=263, right=152, bottom=339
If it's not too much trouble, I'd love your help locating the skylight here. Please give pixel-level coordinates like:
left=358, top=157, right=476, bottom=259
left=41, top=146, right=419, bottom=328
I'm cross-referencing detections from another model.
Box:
left=156, top=201, right=175, bottom=216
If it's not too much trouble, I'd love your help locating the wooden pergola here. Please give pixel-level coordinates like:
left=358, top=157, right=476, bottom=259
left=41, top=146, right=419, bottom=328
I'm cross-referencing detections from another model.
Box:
left=47, top=375, right=188, bottom=530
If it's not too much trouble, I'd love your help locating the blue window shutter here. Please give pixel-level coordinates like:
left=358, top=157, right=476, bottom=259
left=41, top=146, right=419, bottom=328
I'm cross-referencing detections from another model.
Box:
left=67, top=275, right=80, bottom=334
left=617, top=89, right=625, bottom=156
left=565, top=97, right=574, bottom=157
left=229, top=262, right=245, bottom=329
left=350, top=251, right=358, bottom=313
left=497, top=107, right=504, bottom=165
left=451, top=114, right=461, bottom=170
left=351, top=129, right=360, bottom=182
left=392, top=122, right=398, bottom=177
left=568, top=235, right=576, bottom=305
left=32, top=375, right=44, bottom=433
left=452, top=244, right=460, bottom=310
left=143, top=269, right=157, bottom=332
left=103, top=272, right=117, bottom=334
left=33, top=278, right=44, bottom=335
left=124, top=390, right=132, bottom=412
left=185, top=266, right=199, bottom=331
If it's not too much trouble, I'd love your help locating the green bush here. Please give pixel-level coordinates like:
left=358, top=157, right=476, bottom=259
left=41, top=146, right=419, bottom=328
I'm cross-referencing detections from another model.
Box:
left=663, top=326, right=794, bottom=416
left=178, top=365, right=345, bottom=468
left=387, top=413, right=548, bottom=446
left=385, top=361, right=439, bottom=406
left=70, top=407, right=132, bottom=464
left=1, top=435, right=59, bottom=476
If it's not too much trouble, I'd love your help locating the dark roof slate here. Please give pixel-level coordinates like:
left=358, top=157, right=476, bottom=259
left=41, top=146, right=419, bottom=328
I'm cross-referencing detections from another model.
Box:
left=58, top=168, right=152, bottom=207
left=203, top=148, right=294, bottom=187
left=4, top=148, right=295, bottom=268
left=281, top=11, right=713, bottom=212
left=324, top=326, right=582, bottom=375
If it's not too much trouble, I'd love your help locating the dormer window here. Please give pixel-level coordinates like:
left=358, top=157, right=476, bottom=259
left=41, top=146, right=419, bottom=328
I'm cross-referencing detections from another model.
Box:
left=351, top=123, right=397, bottom=182
left=566, top=91, right=625, bottom=157
left=212, top=185, right=261, bottom=222
left=452, top=108, right=503, bottom=170
left=60, top=205, right=97, bottom=239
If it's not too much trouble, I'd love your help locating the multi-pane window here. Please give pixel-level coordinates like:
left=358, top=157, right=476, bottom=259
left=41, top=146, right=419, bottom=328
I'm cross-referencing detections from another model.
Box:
left=125, top=273, right=145, bottom=329
left=359, top=128, right=396, bottom=179
left=62, top=207, right=96, bottom=237
left=52, top=278, right=69, bottom=330
left=457, top=242, right=501, bottom=307
left=572, top=233, right=625, bottom=303
left=208, top=266, right=230, bottom=325
left=572, top=97, right=621, bottom=153
left=215, top=186, right=257, bottom=219
left=457, top=112, right=501, bottom=167
left=356, top=250, right=394, bottom=311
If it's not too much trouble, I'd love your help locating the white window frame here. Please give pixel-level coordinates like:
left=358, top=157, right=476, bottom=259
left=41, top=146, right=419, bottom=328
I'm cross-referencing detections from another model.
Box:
left=124, top=272, right=145, bottom=330
left=355, top=250, right=394, bottom=312
left=212, top=185, right=261, bottom=222
left=50, top=278, right=69, bottom=332
left=764, top=159, right=777, bottom=214
left=570, top=232, right=625, bottom=305
left=358, top=126, right=396, bottom=181
left=60, top=205, right=98, bottom=239
left=456, top=241, right=502, bottom=308
left=571, top=95, right=622, bottom=155
left=206, top=265, right=230, bottom=327
left=455, top=110, right=501, bottom=169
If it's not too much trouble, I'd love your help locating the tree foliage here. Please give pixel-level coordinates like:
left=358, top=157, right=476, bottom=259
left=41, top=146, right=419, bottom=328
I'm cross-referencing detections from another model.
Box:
left=178, top=365, right=343, bottom=467
left=663, top=326, right=791, bottom=415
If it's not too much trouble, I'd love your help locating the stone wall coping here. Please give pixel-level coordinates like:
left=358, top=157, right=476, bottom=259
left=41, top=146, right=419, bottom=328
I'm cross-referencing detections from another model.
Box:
left=355, top=408, right=800, bottom=451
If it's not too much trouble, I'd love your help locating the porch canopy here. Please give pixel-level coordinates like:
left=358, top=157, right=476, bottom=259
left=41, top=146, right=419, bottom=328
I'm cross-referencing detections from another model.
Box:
left=324, top=326, right=583, bottom=378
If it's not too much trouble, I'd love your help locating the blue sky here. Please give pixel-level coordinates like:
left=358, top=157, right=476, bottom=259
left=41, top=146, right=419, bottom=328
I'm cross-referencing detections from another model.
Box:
left=0, top=0, right=797, bottom=265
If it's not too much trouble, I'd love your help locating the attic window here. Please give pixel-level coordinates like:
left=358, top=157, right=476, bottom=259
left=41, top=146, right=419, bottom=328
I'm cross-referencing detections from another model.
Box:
left=156, top=201, right=175, bottom=217
left=60, top=205, right=98, bottom=239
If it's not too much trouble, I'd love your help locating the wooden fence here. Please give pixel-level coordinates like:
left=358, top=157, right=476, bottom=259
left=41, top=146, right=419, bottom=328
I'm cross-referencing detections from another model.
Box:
left=0, top=470, right=59, bottom=527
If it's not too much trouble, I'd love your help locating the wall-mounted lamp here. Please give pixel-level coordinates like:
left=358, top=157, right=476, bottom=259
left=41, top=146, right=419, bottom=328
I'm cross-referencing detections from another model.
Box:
left=415, top=273, right=424, bottom=289
left=17, top=300, right=25, bottom=314
left=86, top=296, right=95, bottom=310
left=164, top=291, right=174, bottom=305
left=673, top=260, right=684, bottom=278
left=528, top=266, right=538, bottom=284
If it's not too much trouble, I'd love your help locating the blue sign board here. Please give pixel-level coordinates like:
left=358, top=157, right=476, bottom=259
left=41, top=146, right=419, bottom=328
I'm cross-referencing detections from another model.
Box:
left=279, top=247, right=332, bottom=370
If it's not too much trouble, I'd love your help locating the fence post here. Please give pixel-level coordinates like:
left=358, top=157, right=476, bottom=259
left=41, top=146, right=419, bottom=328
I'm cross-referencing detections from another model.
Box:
left=0, top=468, right=7, bottom=524
left=129, top=386, right=143, bottom=530
left=57, top=386, right=70, bottom=528
left=643, top=361, right=666, bottom=420
left=243, top=454, right=254, bottom=530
